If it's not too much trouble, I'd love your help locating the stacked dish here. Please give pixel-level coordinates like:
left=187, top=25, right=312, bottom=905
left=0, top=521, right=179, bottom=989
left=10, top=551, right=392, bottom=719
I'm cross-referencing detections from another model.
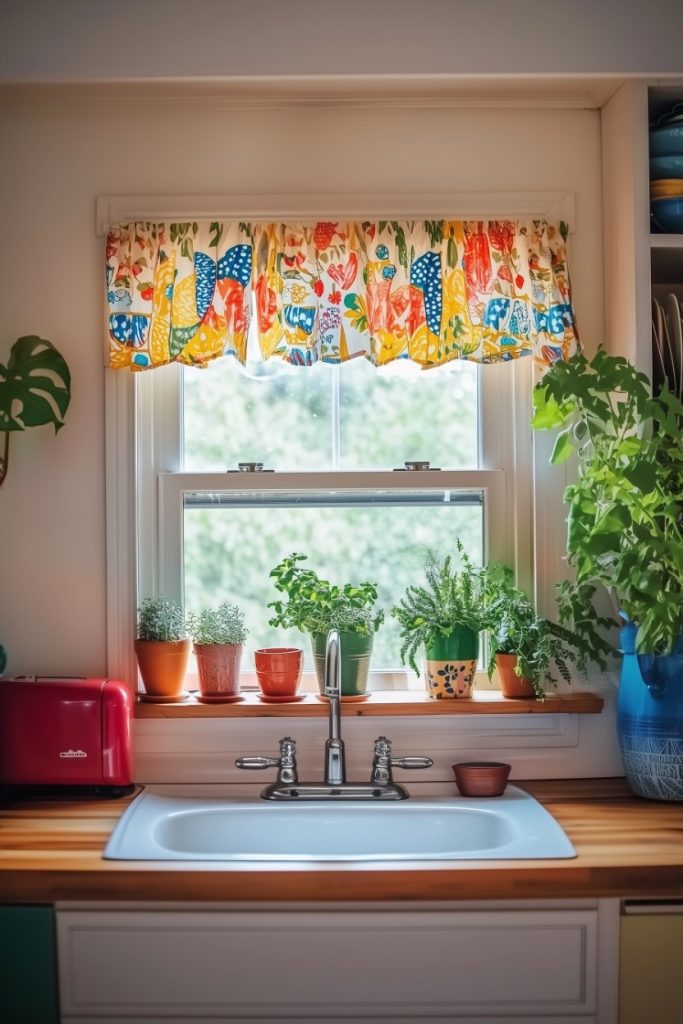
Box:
left=652, top=294, right=683, bottom=399
left=650, top=105, right=683, bottom=233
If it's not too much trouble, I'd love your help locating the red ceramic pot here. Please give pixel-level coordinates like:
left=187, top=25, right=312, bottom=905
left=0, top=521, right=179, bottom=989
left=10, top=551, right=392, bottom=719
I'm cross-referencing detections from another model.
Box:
left=254, top=647, right=303, bottom=697
left=452, top=761, right=511, bottom=797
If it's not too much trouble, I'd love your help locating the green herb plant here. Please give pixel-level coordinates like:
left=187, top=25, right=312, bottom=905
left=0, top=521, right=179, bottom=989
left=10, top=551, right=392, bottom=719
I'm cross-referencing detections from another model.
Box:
left=0, top=335, right=71, bottom=486
left=485, top=566, right=585, bottom=699
left=137, top=597, right=187, bottom=642
left=532, top=347, right=683, bottom=656
left=188, top=603, right=248, bottom=646
left=269, top=553, right=384, bottom=637
left=391, top=542, right=490, bottom=675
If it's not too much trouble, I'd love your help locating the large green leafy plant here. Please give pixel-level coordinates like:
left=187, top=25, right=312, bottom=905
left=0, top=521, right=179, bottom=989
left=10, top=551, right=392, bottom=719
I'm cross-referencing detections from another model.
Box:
left=0, top=336, right=71, bottom=485
left=392, top=543, right=490, bottom=675
left=269, top=553, right=384, bottom=637
left=532, top=348, right=683, bottom=655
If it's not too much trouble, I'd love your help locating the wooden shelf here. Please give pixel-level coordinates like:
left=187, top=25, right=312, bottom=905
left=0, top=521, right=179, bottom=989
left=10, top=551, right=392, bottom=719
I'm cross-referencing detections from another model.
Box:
left=134, top=690, right=604, bottom=718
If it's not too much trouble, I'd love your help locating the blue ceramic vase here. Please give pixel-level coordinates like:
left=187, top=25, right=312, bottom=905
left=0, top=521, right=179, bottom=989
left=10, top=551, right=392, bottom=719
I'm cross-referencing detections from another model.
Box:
left=617, top=622, right=683, bottom=801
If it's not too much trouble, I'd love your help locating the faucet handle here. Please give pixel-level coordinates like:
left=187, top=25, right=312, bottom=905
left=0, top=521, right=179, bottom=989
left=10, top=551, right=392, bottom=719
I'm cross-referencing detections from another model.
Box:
left=236, top=736, right=298, bottom=785
left=370, top=736, right=433, bottom=785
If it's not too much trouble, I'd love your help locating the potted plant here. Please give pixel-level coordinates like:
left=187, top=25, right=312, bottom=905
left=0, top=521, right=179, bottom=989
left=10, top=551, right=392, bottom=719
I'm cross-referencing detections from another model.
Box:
left=391, top=543, right=489, bottom=698
left=532, top=347, right=683, bottom=799
left=484, top=565, right=588, bottom=700
left=187, top=602, right=248, bottom=702
left=269, top=553, right=384, bottom=698
left=135, top=597, right=190, bottom=700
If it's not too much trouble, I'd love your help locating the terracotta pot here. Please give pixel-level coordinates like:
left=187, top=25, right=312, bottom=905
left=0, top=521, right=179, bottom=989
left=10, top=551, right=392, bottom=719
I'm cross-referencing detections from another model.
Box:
left=254, top=647, right=303, bottom=697
left=134, top=639, right=190, bottom=698
left=496, top=653, right=537, bottom=699
left=453, top=761, right=511, bottom=797
left=194, top=643, right=243, bottom=699
left=424, top=627, right=479, bottom=699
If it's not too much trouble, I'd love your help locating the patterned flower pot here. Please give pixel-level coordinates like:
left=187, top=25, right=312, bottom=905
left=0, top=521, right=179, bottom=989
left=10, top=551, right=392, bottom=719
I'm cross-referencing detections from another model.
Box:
left=617, top=622, right=683, bottom=802
left=495, top=653, right=537, bottom=699
left=424, top=627, right=479, bottom=699
left=194, top=643, right=243, bottom=700
left=311, top=631, right=373, bottom=697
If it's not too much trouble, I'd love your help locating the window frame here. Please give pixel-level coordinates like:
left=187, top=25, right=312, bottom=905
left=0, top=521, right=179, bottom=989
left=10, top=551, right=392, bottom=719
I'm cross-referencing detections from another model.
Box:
left=103, top=191, right=574, bottom=692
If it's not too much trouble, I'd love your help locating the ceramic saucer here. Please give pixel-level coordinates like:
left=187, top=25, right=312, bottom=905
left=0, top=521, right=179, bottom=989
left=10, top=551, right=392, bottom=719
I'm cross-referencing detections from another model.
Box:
left=195, top=693, right=244, bottom=704
left=139, top=691, right=190, bottom=704
left=314, top=693, right=369, bottom=703
left=257, top=693, right=307, bottom=704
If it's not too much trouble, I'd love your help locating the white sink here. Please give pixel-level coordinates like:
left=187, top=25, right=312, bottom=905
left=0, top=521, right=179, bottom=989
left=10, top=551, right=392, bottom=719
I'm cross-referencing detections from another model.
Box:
left=104, top=785, right=575, bottom=862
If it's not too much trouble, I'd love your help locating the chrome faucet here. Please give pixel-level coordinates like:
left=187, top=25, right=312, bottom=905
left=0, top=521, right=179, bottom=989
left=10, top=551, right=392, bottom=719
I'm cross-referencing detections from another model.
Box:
left=235, top=629, right=433, bottom=800
left=235, top=736, right=298, bottom=786
left=323, top=628, right=346, bottom=786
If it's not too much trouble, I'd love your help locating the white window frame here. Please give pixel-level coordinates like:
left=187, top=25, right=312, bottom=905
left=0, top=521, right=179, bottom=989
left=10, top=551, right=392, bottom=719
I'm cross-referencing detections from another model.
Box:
left=103, top=191, right=574, bottom=690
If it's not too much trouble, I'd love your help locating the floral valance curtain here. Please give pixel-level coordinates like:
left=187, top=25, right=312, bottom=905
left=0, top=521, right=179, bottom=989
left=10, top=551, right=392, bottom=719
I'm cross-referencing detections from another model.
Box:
left=106, top=219, right=579, bottom=371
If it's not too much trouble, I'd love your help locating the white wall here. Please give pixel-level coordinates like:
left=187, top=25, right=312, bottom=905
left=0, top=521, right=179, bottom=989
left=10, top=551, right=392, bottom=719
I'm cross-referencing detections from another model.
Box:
left=2, top=0, right=683, bottom=80
left=0, top=96, right=602, bottom=676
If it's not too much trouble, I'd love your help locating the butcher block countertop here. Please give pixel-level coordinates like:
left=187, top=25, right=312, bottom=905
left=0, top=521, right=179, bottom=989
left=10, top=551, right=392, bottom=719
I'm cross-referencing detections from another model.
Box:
left=1, top=779, right=682, bottom=903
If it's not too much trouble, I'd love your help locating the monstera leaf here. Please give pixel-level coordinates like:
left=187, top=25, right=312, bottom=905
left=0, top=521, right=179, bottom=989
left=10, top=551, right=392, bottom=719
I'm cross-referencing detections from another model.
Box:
left=0, top=335, right=71, bottom=485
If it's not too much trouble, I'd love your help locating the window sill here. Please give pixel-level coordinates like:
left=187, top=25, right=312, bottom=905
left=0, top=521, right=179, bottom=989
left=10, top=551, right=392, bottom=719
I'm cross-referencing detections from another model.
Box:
left=134, top=690, right=604, bottom=718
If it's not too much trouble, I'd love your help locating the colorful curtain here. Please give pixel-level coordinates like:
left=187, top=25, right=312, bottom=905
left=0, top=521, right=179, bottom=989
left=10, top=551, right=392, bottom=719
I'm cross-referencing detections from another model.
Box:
left=106, top=219, right=579, bottom=371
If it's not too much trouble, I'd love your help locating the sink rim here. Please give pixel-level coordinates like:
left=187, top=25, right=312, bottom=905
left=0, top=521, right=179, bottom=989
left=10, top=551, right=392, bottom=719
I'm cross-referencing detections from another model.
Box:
left=104, top=785, right=576, bottom=863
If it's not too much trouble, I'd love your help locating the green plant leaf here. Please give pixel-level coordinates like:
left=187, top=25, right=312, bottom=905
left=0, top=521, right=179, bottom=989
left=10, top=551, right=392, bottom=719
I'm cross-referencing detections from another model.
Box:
left=550, top=427, right=574, bottom=464
left=0, top=336, right=71, bottom=434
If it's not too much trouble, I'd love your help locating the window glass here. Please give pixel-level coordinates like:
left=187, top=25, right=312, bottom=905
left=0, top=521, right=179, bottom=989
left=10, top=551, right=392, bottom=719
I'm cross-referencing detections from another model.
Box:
left=183, top=321, right=479, bottom=472
left=183, top=493, right=483, bottom=672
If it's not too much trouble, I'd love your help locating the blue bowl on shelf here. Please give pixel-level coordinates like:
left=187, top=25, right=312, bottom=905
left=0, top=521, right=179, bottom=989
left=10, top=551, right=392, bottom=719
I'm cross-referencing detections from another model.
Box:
left=651, top=197, right=683, bottom=233
left=650, top=124, right=683, bottom=156
left=650, top=155, right=683, bottom=179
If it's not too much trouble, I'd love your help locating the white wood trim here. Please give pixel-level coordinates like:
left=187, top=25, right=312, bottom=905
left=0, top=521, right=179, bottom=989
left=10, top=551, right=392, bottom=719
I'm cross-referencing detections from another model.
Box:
left=96, top=191, right=575, bottom=235
left=130, top=694, right=626, bottom=786
left=601, top=81, right=651, bottom=371
left=104, top=370, right=137, bottom=690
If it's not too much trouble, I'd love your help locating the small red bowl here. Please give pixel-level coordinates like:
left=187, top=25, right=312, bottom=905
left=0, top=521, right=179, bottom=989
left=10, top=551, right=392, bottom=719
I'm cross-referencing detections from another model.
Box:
left=452, top=761, right=511, bottom=797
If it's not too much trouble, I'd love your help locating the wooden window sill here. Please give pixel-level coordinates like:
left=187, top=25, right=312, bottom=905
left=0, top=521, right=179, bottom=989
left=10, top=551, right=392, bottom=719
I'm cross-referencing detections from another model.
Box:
left=134, top=690, right=604, bottom=718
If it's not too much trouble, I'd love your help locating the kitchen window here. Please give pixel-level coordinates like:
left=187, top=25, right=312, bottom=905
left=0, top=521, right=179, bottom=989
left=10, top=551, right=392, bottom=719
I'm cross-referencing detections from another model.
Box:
left=103, top=196, right=574, bottom=694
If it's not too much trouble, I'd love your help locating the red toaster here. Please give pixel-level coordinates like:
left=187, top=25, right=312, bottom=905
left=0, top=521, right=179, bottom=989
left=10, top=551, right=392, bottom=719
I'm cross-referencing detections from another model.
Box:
left=0, top=676, right=133, bottom=794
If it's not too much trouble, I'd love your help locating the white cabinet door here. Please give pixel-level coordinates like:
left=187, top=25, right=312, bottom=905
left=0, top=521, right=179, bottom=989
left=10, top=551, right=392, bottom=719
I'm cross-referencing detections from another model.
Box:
left=58, top=907, right=599, bottom=1021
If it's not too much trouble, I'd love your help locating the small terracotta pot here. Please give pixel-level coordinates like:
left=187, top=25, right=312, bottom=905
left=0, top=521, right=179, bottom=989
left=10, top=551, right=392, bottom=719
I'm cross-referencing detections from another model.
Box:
left=496, top=653, right=537, bottom=699
left=254, top=647, right=303, bottom=697
left=453, top=761, right=511, bottom=797
left=194, top=643, right=242, bottom=699
left=134, top=639, right=190, bottom=698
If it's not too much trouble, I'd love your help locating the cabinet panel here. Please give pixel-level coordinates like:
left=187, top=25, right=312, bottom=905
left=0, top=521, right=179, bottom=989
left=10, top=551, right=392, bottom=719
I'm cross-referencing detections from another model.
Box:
left=58, top=908, right=597, bottom=1019
left=0, top=905, right=59, bottom=1024
left=620, top=913, right=683, bottom=1024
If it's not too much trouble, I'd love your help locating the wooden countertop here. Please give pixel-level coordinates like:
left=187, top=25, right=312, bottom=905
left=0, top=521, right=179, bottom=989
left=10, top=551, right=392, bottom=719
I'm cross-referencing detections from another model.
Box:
left=1, top=779, right=682, bottom=903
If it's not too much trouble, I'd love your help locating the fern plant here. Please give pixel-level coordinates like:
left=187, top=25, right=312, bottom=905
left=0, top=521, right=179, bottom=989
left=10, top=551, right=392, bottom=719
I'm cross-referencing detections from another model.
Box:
left=137, top=597, right=186, bottom=642
left=485, top=565, right=596, bottom=698
left=269, top=553, right=384, bottom=637
left=188, top=603, right=248, bottom=646
left=391, top=543, right=490, bottom=675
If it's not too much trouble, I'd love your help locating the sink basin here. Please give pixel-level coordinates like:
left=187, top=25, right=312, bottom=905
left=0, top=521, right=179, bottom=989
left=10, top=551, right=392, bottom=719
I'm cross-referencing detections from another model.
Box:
left=104, top=785, right=575, bottom=862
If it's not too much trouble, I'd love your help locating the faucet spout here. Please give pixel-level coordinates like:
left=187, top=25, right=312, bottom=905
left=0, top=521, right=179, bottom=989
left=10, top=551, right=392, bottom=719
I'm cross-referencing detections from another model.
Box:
left=323, top=629, right=346, bottom=786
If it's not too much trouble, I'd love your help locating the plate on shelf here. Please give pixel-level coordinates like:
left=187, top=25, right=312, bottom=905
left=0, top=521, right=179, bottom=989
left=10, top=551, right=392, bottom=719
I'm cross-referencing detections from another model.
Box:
left=652, top=304, right=666, bottom=388
left=664, top=292, right=683, bottom=396
left=658, top=299, right=677, bottom=393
